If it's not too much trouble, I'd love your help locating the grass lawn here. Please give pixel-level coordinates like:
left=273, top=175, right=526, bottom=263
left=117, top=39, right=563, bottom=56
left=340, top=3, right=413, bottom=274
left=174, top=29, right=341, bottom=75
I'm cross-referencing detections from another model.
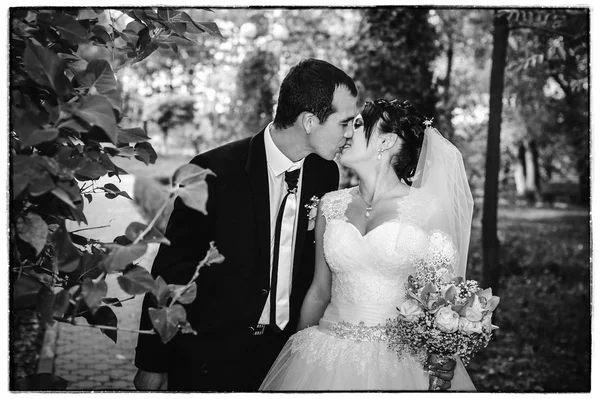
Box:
left=466, top=204, right=590, bottom=392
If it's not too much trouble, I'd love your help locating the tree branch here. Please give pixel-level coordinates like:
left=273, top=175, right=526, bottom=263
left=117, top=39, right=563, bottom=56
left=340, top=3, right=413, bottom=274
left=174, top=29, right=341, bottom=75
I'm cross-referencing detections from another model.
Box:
left=55, top=317, right=156, bottom=335
left=509, top=24, right=575, bottom=39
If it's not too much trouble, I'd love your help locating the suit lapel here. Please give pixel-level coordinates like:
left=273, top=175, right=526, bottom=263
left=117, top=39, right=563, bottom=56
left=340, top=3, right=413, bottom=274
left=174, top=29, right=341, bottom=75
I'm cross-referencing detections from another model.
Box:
left=292, top=154, right=318, bottom=279
left=245, top=130, right=271, bottom=288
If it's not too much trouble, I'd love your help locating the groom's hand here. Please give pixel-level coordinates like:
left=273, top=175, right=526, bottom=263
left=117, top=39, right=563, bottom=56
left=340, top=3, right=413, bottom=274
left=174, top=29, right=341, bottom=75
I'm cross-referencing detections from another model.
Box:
left=134, top=369, right=168, bottom=390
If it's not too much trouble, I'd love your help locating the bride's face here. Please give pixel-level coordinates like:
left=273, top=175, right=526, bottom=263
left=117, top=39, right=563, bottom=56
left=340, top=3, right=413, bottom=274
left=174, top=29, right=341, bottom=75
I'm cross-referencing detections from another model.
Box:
left=339, top=114, right=378, bottom=168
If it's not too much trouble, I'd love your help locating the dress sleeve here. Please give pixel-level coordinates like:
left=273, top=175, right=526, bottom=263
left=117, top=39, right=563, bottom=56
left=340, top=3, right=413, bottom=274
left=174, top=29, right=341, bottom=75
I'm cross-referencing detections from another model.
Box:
left=320, top=189, right=351, bottom=223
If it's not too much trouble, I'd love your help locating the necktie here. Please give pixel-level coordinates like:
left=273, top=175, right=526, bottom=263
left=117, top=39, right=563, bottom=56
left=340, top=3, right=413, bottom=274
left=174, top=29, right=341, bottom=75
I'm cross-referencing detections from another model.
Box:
left=270, top=168, right=301, bottom=331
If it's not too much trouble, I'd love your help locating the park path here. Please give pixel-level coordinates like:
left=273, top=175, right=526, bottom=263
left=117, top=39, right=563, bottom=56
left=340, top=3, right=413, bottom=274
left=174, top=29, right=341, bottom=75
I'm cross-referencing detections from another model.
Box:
left=55, top=175, right=159, bottom=391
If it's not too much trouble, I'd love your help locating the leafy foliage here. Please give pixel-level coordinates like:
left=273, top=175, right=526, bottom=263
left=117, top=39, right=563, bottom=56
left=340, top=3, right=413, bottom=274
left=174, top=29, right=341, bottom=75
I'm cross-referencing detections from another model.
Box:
left=501, top=8, right=589, bottom=202
left=10, top=8, right=225, bottom=389
left=467, top=206, right=590, bottom=391
left=350, top=8, right=440, bottom=117
left=235, top=49, right=279, bottom=133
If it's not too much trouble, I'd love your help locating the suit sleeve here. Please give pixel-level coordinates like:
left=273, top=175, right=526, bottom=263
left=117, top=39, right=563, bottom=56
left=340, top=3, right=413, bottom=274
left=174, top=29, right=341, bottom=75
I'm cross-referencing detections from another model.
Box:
left=134, top=154, right=216, bottom=372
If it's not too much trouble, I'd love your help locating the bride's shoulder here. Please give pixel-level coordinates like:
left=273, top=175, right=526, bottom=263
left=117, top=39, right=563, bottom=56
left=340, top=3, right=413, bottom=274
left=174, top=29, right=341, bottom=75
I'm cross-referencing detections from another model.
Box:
left=319, top=187, right=353, bottom=221
left=320, top=187, right=353, bottom=204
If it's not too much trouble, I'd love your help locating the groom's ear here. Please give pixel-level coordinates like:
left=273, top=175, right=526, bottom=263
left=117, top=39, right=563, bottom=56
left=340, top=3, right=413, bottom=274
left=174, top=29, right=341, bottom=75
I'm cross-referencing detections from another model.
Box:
left=300, top=112, right=315, bottom=135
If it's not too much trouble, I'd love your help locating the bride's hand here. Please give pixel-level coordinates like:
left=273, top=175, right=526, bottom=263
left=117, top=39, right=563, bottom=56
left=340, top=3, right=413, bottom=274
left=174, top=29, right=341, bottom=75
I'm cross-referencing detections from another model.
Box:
left=427, top=356, right=456, bottom=391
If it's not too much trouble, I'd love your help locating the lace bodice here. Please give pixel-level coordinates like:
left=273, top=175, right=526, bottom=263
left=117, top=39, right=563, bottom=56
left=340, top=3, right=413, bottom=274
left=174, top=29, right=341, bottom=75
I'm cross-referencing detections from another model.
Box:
left=320, top=188, right=458, bottom=326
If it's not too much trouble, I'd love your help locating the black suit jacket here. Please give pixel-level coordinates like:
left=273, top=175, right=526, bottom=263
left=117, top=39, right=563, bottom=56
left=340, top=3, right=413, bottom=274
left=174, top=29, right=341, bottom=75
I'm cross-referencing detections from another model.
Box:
left=135, top=129, right=339, bottom=373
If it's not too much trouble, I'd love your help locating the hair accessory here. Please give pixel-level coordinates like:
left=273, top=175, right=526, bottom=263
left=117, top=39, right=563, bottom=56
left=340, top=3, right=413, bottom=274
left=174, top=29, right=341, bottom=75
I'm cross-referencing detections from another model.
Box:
left=423, top=117, right=434, bottom=128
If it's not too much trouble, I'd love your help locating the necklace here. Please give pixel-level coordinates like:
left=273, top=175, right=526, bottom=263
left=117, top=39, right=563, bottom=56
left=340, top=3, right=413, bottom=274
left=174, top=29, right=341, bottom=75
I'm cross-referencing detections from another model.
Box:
left=356, top=182, right=400, bottom=218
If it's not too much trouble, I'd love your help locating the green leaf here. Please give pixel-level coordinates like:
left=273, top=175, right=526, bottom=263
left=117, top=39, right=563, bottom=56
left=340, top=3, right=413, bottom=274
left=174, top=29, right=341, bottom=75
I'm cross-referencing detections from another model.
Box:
left=78, top=8, right=99, bottom=20
left=23, top=41, right=73, bottom=97
left=51, top=227, right=81, bottom=273
left=169, top=282, right=197, bottom=305
left=117, top=265, right=155, bottom=295
left=81, top=277, right=108, bottom=313
left=36, top=285, right=55, bottom=325
left=28, top=172, right=55, bottom=197
left=117, top=127, right=150, bottom=143
left=21, top=128, right=60, bottom=148
left=91, top=24, right=111, bottom=44
left=152, top=276, right=171, bottom=307
left=69, top=232, right=88, bottom=246
left=77, top=59, right=122, bottom=114
left=12, top=274, right=43, bottom=310
left=172, top=164, right=215, bottom=187
left=179, top=320, right=197, bottom=335
left=72, top=95, right=118, bottom=144
left=125, top=221, right=170, bottom=245
left=15, top=373, right=69, bottom=391
left=16, top=212, right=48, bottom=256
left=195, top=21, right=224, bottom=39
left=100, top=242, right=148, bottom=272
left=171, top=164, right=215, bottom=214
left=102, top=183, right=132, bottom=200
left=85, top=305, right=118, bottom=343
left=135, top=142, right=157, bottom=164
left=12, top=156, right=34, bottom=198
left=148, top=304, right=187, bottom=344
left=75, top=159, right=108, bottom=180
left=125, top=20, right=146, bottom=34
left=52, top=288, right=70, bottom=318
left=50, top=187, right=76, bottom=208
left=175, top=12, right=224, bottom=39
left=37, top=11, right=88, bottom=44
left=204, top=241, right=225, bottom=265
left=75, top=251, right=105, bottom=281
left=115, top=146, right=135, bottom=158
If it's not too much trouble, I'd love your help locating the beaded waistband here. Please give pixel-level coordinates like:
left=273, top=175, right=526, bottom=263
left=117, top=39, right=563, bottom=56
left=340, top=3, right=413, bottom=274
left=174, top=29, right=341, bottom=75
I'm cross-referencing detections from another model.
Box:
left=318, top=319, right=389, bottom=342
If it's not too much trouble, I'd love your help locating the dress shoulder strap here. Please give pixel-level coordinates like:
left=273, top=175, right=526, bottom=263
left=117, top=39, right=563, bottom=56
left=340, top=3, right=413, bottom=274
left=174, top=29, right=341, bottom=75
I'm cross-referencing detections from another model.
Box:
left=320, top=188, right=353, bottom=223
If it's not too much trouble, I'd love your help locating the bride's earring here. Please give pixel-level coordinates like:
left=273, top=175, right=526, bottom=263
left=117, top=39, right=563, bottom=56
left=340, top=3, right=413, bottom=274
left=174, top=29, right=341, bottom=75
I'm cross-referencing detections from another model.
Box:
left=377, top=148, right=384, bottom=160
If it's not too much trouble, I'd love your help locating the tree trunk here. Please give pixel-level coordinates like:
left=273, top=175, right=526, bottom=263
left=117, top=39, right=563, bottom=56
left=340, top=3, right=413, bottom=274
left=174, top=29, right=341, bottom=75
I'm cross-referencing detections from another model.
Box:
left=524, top=139, right=541, bottom=201
left=514, top=142, right=527, bottom=197
left=440, top=39, right=455, bottom=141
left=481, top=13, right=509, bottom=294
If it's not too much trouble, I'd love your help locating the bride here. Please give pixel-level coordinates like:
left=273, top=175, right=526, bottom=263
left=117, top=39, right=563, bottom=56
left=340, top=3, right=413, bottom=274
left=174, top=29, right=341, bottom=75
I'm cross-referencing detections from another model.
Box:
left=259, top=99, right=476, bottom=391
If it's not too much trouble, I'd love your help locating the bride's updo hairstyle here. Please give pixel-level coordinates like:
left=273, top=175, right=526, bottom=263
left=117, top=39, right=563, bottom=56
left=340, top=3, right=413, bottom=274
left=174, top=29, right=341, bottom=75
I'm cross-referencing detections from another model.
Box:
left=361, top=99, right=425, bottom=185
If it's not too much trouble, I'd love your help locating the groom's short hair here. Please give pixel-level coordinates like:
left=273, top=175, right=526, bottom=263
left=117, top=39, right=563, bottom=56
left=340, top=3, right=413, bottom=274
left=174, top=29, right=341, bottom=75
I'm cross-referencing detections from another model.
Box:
left=273, top=58, right=357, bottom=130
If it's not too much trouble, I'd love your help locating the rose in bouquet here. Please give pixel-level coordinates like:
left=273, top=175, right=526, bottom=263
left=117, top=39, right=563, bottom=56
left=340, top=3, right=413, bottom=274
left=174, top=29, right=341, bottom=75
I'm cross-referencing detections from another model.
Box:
left=385, top=274, right=499, bottom=390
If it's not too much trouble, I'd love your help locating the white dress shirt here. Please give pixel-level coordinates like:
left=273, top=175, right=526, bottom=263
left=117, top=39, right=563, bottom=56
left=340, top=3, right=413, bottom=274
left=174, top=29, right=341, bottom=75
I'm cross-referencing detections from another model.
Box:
left=258, top=123, right=305, bottom=325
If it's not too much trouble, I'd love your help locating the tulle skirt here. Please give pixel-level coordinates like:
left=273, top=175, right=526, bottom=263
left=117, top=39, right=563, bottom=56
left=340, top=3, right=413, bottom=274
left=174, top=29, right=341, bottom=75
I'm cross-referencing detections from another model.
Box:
left=259, top=324, right=476, bottom=391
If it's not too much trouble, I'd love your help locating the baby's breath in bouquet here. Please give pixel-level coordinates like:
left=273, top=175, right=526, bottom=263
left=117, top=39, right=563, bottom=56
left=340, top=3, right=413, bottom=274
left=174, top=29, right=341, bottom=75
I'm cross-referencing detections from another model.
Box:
left=385, top=273, right=499, bottom=390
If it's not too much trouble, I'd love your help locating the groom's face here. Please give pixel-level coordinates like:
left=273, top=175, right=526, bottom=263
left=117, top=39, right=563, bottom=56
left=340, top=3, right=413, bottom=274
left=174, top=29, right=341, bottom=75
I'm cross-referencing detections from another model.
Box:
left=308, top=86, right=357, bottom=161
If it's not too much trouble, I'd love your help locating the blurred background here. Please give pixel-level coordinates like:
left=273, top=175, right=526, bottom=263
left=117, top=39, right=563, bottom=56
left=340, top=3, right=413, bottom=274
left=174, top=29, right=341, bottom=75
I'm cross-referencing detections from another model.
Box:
left=10, top=7, right=590, bottom=392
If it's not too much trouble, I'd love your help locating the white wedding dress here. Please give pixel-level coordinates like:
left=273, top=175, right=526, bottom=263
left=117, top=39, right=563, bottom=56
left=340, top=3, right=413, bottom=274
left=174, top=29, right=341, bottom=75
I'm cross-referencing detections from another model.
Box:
left=260, top=188, right=476, bottom=391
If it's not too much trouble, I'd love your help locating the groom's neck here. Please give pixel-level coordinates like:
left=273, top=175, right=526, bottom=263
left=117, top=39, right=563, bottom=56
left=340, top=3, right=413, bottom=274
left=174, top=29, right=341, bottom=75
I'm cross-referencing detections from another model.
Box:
left=270, top=125, right=310, bottom=162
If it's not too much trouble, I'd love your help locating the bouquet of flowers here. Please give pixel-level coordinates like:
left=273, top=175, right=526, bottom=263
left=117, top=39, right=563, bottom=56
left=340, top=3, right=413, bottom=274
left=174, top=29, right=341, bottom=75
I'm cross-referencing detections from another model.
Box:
left=385, top=273, right=500, bottom=390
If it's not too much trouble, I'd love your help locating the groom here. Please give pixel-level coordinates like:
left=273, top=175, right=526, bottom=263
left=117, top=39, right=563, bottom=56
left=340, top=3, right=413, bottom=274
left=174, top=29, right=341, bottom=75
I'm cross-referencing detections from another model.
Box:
left=134, top=58, right=358, bottom=391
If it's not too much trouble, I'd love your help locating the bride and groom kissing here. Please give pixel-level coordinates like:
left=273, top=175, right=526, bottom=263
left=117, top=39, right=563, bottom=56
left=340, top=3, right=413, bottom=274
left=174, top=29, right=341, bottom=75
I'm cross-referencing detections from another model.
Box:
left=133, top=58, right=475, bottom=391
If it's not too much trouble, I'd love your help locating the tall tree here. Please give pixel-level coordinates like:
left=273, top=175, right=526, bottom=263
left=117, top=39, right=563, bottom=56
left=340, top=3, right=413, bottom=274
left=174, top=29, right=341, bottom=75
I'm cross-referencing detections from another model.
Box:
left=349, top=7, right=439, bottom=117
left=235, top=49, right=279, bottom=134
left=481, top=12, right=509, bottom=293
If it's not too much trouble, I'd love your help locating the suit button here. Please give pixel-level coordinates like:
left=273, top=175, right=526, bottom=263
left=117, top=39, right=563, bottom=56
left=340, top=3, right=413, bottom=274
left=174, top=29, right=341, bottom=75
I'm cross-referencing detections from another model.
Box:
left=260, top=288, right=269, bottom=297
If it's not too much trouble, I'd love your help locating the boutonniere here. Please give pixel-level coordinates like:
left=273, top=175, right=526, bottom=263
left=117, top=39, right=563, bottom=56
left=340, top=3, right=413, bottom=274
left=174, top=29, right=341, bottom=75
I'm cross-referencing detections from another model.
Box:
left=305, top=196, right=320, bottom=231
